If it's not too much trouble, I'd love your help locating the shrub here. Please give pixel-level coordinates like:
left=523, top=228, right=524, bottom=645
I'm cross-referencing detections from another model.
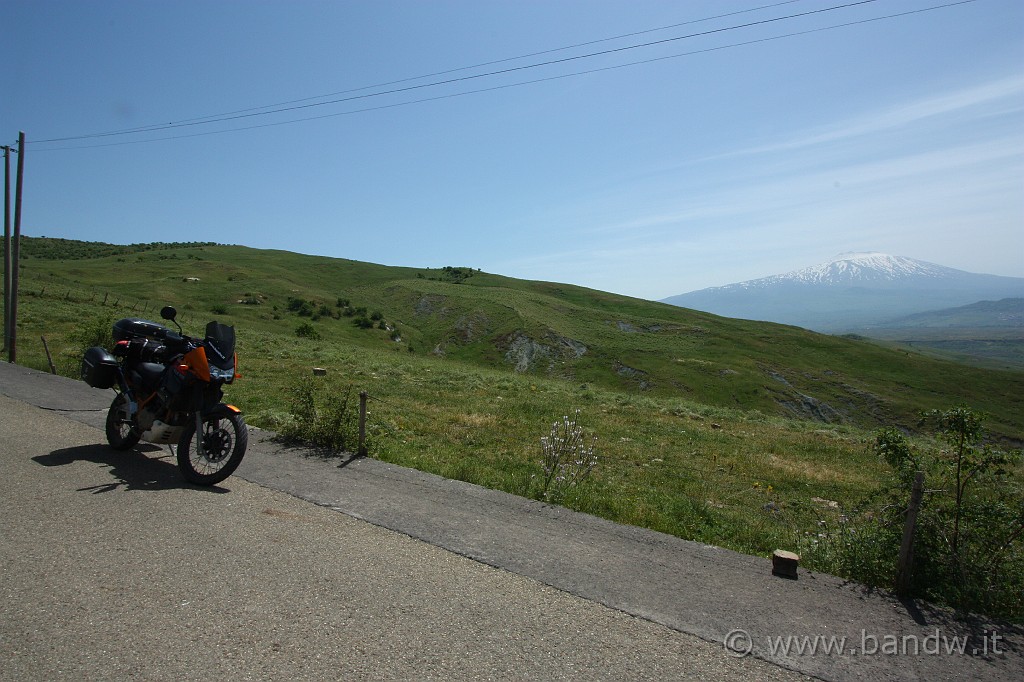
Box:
left=294, top=322, right=320, bottom=340
left=287, top=297, right=314, bottom=317
left=278, top=378, right=360, bottom=452
left=537, top=409, right=598, bottom=503
left=803, top=406, right=1023, bottom=620
left=70, top=313, right=119, bottom=352
left=440, top=266, right=474, bottom=283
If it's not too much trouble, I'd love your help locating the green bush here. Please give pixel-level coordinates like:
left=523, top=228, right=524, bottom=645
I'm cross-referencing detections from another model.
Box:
left=287, top=297, right=314, bottom=317
left=278, top=378, right=360, bottom=452
left=294, top=322, right=320, bottom=340
left=804, top=406, right=1023, bottom=620
left=70, top=313, right=119, bottom=352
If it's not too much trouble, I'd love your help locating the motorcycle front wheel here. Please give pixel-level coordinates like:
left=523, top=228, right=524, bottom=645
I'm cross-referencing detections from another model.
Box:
left=105, top=393, right=141, bottom=451
left=177, top=409, right=248, bottom=486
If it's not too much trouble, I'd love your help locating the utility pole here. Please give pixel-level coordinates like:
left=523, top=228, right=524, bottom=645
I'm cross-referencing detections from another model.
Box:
left=2, top=143, right=11, bottom=354
left=8, top=132, right=25, bottom=363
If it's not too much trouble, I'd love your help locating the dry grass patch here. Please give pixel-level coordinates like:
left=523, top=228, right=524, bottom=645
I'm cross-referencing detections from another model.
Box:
left=763, top=452, right=869, bottom=486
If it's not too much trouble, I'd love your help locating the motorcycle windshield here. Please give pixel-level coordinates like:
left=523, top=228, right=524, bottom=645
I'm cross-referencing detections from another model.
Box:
left=204, top=321, right=236, bottom=368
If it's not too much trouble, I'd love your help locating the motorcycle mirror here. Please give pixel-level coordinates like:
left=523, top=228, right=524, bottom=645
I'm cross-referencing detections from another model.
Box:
left=160, top=306, right=177, bottom=321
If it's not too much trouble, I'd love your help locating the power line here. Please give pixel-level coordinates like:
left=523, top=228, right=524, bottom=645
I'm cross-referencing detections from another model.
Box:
left=70, top=0, right=808, bottom=136
left=32, top=0, right=977, bottom=151
left=35, top=0, right=883, bottom=144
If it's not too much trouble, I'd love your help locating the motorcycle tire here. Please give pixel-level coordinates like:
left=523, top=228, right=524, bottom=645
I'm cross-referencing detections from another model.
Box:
left=177, top=408, right=248, bottom=486
left=105, top=393, right=141, bottom=451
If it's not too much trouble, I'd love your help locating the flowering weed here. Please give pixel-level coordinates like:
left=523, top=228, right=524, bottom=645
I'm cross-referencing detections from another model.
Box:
left=538, top=409, right=598, bottom=502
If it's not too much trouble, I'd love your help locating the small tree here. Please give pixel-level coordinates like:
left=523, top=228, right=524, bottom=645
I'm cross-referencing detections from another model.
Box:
left=920, top=406, right=1021, bottom=607
left=804, top=406, right=1023, bottom=619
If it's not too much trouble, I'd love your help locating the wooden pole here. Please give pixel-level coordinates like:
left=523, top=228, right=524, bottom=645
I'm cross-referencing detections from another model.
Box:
left=358, top=391, right=368, bottom=456
left=3, top=144, right=11, bottom=353
left=8, top=132, right=25, bottom=364
left=896, top=471, right=925, bottom=596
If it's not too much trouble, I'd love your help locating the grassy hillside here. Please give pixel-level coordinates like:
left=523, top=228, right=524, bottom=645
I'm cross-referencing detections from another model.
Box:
left=10, top=238, right=1022, bottom=443
left=4, top=238, right=1023, bottom=611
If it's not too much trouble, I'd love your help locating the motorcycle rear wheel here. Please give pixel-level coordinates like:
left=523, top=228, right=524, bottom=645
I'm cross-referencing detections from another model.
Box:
left=177, top=409, right=248, bottom=486
left=105, top=393, right=141, bottom=450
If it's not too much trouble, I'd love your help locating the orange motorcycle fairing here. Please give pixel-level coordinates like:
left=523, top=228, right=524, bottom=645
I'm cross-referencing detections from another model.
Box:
left=181, top=346, right=211, bottom=382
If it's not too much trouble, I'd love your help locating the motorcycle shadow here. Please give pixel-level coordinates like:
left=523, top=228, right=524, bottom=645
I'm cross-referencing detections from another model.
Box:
left=33, top=444, right=229, bottom=494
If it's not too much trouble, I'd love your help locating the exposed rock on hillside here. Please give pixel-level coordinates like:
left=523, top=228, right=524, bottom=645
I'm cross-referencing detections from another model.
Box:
left=502, top=331, right=588, bottom=373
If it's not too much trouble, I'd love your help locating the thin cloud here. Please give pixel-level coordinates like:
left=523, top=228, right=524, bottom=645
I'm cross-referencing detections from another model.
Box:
left=496, top=124, right=1023, bottom=298
left=711, top=73, right=1024, bottom=160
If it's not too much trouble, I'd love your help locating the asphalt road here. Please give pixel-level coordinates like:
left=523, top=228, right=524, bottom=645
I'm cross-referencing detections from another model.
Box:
left=1, top=362, right=1021, bottom=681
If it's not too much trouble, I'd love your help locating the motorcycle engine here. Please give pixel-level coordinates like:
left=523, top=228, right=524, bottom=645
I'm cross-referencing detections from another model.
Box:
left=136, top=404, right=160, bottom=432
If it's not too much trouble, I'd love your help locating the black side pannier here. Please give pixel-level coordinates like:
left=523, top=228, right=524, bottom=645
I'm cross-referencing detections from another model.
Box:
left=113, top=318, right=168, bottom=342
left=81, top=346, right=119, bottom=389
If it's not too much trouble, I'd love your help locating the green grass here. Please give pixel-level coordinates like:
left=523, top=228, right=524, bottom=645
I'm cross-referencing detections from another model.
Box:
left=12, top=239, right=1022, bottom=437
left=5, top=238, right=1023, bottom=588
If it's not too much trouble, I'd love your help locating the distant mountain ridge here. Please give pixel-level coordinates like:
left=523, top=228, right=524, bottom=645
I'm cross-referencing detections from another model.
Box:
left=882, top=297, right=1024, bottom=329
left=661, top=253, right=1024, bottom=332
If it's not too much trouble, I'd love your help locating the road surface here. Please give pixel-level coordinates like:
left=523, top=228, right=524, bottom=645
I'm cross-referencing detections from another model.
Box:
left=1, top=362, right=1019, bottom=680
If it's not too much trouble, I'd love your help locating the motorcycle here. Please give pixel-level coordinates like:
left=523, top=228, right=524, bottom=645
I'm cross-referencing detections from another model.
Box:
left=80, top=305, right=248, bottom=486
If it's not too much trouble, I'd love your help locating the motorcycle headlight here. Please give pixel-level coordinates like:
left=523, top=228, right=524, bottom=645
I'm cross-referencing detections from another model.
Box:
left=209, top=366, right=235, bottom=382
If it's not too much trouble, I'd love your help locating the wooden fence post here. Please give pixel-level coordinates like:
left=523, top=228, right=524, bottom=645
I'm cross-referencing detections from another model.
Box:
left=358, top=391, right=368, bottom=456
left=896, top=471, right=925, bottom=596
left=41, top=336, right=56, bottom=374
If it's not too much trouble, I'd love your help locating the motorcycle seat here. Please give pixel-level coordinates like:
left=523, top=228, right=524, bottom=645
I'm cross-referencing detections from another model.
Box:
left=134, top=362, right=167, bottom=389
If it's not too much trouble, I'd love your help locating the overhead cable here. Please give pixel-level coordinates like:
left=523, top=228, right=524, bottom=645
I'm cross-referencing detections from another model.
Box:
left=35, top=0, right=883, bottom=144
left=33, top=0, right=977, bottom=150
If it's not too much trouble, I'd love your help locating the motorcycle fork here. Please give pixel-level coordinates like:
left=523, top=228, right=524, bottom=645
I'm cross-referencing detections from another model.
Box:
left=189, top=383, right=216, bottom=459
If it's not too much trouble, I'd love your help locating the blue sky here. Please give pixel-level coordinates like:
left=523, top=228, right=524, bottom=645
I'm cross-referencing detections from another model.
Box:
left=3, top=0, right=1022, bottom=299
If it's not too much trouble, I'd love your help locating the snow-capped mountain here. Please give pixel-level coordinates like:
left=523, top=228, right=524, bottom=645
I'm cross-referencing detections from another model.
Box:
left=661, top=253, right=1024, bottom=332
left=740, top=252, right=966, bottom=288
